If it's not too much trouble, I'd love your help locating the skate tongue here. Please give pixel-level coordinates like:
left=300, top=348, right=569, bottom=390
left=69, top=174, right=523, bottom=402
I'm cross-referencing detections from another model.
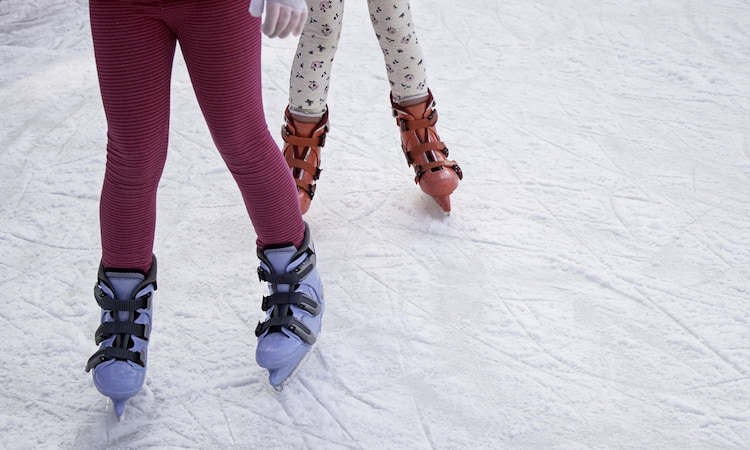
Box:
left=262, top=246, right=298, bottom=293
left=106, top=272, right=146, bottom=299
left=105, top=272, right=146, bottom=322
left=402, top=102, right=428, bottom=119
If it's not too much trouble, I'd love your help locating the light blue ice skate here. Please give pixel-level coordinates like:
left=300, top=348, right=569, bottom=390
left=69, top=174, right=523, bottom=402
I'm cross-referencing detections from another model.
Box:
left=85, top=257, right=157, bottom=418
left=255, top=223, right=324, bottom=389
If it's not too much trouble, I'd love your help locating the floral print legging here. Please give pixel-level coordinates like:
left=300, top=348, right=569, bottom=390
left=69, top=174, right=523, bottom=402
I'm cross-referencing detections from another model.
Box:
left=289, top=0, right=429, bottom=116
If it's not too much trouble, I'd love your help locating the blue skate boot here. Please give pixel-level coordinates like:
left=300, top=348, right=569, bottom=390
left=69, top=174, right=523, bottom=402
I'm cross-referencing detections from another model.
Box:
left=255, top=223, right=324, bottom=390
left=85, top=257, right=157, bottom=418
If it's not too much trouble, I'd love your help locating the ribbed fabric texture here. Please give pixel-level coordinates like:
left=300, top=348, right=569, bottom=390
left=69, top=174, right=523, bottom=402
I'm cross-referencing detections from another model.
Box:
left=90, top=0, right=305, bottom=272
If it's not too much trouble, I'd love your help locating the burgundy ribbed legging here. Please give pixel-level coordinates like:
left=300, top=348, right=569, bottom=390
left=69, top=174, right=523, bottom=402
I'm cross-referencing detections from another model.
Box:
left=90, top=0, right=304, bottom=273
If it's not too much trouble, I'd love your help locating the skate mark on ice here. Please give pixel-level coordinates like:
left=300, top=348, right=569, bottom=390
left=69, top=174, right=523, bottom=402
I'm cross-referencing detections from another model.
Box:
left=348, top=259, right=430, bottom=316
left=408, top=393, right=436, bottom=450
left=8, top=231, right=92, bottom=251
left=488, top=290, right=613, bottom=386
left=213, top=375, right=262, bottom=390
left=183, top=401, right=224, bottom=445
left=219, top=388, right=299, bottom=433
left=160, top=419, right=202, bottom=448
left=0, top=308, right=27, bottom=335
left=273, top=381, right=359, bottom=449
left=659, top=390, right=750, bottom=449
left=535, top=192, right=749, bottom=377
left=298, top=376, right=360, bottom=447
left=686, top=376, right=750, bottom=392
left=313, top=346, right=387, bottom=411
left=514, top=122, right=621, bottom=175
left=219, top=403, right=237, bottom=446
left=461, top=320, right=626, bottom=395
left=631, top=285, right=748, bottom=377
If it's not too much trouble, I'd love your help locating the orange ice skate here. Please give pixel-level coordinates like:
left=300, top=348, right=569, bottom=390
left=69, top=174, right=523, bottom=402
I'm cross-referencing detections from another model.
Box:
left=391, top=90, right=462, bottom=212
left=281, top=107, right=329, bottom=214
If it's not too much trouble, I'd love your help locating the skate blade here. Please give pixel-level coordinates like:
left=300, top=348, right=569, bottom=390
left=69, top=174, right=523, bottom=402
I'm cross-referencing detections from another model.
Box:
left=270, top=338, right=319, bottom=391
left=419, top=192, right=451, bottom=216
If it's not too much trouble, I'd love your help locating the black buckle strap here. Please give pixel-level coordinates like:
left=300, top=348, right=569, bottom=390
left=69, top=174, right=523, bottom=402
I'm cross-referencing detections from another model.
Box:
left=94, top=285, right=152, bottom=312
left=262, top=291, right=321, bottom=316
left=255, top=315, right=316, bottom=345
left=396, top=109, right=438, bottom=132
left=95, top=321, right=150, bottom=345
left=453, top=163, right=464, bottom=180
left=304, top=183, right=316, bottom=200
left=85, top=347, right=144, bottom=372
left=257, top=253, right=316, bottom=285
left=296, top=181, right=316, bottom=200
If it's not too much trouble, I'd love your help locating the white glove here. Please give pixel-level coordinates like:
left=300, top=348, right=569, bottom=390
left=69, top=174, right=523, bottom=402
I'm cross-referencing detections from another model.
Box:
left=249, top=0, right=308, bottom=39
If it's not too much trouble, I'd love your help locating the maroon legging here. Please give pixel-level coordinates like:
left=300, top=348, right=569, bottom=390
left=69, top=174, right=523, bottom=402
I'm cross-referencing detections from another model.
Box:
left=90, top=0, right=304, bottom=272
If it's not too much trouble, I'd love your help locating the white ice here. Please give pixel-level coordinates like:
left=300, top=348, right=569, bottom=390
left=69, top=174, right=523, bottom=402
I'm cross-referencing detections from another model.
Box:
left=2, top=0, right=750, bottom=448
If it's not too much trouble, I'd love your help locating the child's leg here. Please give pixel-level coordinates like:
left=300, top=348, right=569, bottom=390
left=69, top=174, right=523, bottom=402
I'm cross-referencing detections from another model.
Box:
left=90, top=0, right=177, bottom=272
left=171, top=0, right=305, bottom=247
left=279, top=0, right=344, bottom=213
left=288, top=0, right=345, bottom=116
left=167, top=1, right=323, bottom=390
left=368, top=0, right=461, bottom=212
left=367, top=0, right=428, bottom=102
left=87, top=0, right=173, bottom=418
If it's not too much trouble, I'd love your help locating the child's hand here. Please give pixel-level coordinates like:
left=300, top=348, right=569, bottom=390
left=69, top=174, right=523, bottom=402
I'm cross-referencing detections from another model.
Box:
left=249, top=0, right=307, bottom=38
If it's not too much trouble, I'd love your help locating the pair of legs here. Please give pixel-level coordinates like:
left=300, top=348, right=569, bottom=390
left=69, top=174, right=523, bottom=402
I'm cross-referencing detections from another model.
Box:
left=281, top=0, right=462, bottom=213
left=87, top=0, right=323, bottom=416
left=289, top=0, right=428, bottom=116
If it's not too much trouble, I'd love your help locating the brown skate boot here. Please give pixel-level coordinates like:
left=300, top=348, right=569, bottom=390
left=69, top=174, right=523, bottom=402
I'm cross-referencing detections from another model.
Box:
left=281, top=107, right=329, bottom=214
left=391, top=90, right=462, bottom=212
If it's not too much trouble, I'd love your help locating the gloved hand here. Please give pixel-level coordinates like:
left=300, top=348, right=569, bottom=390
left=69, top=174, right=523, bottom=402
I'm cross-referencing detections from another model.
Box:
left=249, top=0, right=308, bottom=39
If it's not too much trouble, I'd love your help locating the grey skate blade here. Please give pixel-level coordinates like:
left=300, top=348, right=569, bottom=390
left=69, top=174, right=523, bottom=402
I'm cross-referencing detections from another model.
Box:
left=271, top=338, right=319, bottom=391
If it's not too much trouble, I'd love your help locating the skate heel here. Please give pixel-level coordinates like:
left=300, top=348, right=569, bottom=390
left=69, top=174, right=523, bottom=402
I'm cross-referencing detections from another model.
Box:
left=86, top=257, right=157, bottom=418
left=255, top=223, right=324, bottom=388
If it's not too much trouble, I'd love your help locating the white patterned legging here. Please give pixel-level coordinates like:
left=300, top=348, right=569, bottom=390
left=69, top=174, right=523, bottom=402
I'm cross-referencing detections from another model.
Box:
left=288, top=0, right=429, bottom=116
